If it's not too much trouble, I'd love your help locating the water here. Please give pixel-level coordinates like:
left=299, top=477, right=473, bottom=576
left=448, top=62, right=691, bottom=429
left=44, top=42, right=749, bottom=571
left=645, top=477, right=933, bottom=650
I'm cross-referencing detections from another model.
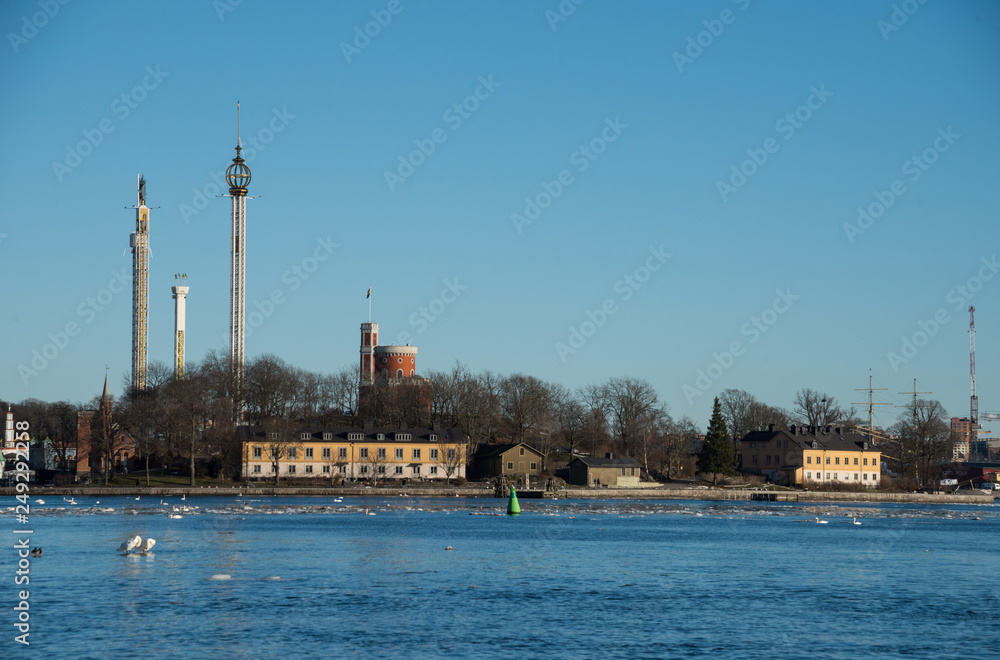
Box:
left=6, top=496, right=999, bottom=659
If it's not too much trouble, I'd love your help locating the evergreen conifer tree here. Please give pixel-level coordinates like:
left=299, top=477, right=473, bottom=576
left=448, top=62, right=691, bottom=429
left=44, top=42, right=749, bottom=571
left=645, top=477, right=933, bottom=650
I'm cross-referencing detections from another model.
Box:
left=697, top=397, right=735, bottom=485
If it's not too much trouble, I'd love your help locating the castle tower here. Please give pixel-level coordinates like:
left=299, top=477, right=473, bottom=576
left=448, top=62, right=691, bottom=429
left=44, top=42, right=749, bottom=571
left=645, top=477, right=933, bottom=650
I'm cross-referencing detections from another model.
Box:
left=226, top=103, right=252, bottom=393
left=130, top=174, right=150, bottom=391
left=360, top=322, right=379, bottom=383
left=374, top=345, right=418, bottom=379
left=172, top=276, right=190, bottom=379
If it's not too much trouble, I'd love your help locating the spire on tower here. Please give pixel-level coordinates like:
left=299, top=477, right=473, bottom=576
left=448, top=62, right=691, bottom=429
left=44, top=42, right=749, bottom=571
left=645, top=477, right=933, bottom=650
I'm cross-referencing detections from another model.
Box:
left=102, top=371, right=111, bottom=402
left=226, top=101, right=251, bottom=195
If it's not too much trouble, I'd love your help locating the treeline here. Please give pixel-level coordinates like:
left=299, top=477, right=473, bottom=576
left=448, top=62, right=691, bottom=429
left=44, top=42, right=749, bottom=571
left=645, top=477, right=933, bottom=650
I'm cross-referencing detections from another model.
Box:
left=8, top=353, right=958, bottom=487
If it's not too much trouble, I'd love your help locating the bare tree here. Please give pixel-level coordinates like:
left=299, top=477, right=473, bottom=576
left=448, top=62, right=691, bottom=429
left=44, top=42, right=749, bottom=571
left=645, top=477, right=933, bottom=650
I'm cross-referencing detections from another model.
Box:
left=261, top=416, right=301, bottom=485
left=498, top=374, right=552, bottom=444
left=634, top=406, right=671, bottom=479
left=437, top=439, right=465, bottom=484
left=719, top=389, right=757, bottom=445
left=584, top=377, right=664, bottom=457
left=161, top=368, right=213, bottom=486
left=551, top=385, right=588, bottom=457
left=329, top=365, right=360, bottom=417
left=887, top=399, right=950, bottom=487
left=793, top=388, right=845, bottom=428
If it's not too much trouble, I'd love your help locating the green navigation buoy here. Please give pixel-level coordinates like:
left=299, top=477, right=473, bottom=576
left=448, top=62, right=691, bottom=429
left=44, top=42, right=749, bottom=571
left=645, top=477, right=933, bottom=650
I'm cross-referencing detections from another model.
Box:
left=507, top=486, right=520, bottom=516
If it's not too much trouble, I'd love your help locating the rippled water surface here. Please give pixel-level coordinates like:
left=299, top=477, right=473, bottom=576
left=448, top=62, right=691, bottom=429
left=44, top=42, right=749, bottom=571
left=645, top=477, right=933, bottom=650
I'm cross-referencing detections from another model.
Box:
left=7, top=496, right=999, bottom=659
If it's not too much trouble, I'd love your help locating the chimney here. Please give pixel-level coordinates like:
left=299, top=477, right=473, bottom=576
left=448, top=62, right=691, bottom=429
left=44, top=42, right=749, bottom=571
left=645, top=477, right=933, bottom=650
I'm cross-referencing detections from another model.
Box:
left=835, top=427, right=841, bottom=434
left=606, top=452, right=614, bottom=459
left=789, top=424, right=796, bottom=435
left=363, top=419, right=373, bottom=431
left=399, top=419, right=407, bottom=430
left=768, top=423, right=775, bottom=432
left=824, top=425, right=832, bottom=433
left=432, top=420, right=441, bottom=432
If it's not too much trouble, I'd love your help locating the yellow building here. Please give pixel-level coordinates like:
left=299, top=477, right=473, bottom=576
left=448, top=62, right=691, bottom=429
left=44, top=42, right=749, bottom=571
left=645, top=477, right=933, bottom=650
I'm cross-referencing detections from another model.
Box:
left=241, top=424, right=467, bottom=482
left=740, top=424, right=881, bottom=487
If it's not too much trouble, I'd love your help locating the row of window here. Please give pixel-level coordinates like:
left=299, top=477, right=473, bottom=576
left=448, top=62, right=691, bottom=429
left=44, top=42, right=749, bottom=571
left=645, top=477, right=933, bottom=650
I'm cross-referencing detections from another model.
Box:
left=252, top=446, right=455, bottom=461
left=806, top=472, right=876, bottom=481
left=749, top=455, right=781, bottom=465
left=251, top=464, right=442, bottom=475
left=266, top=432, right=436, bottom=442
left=507, top=461, right=539, bottom=470
left=805, top=456, right=877, bottom=466
left=748, top=440, right=790, bottom=449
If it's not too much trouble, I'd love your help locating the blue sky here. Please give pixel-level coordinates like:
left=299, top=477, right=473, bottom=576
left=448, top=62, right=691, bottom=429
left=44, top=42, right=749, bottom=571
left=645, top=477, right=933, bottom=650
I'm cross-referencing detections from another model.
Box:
left=2, top=0, right=998, bottom=431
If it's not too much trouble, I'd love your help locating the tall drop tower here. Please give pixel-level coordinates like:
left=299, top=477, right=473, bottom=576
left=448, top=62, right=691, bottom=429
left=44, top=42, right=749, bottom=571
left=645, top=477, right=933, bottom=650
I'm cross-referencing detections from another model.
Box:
left=130, top=174, right=150, bottom=392
left=172, top=275, right=189, bottom=379
left=226, top=103, right=252, bottom=391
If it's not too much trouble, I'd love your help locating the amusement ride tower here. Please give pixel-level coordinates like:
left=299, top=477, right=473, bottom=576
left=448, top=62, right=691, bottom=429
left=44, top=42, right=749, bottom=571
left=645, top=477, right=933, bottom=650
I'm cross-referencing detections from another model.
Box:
left=226, top=103, right=252, bottom=393
left=130, top=174, right=150, bottom=392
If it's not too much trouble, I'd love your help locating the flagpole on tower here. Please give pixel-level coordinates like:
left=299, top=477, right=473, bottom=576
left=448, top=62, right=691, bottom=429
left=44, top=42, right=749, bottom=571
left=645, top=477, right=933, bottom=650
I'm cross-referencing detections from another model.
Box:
left=368, top=286, right=371, bottom=323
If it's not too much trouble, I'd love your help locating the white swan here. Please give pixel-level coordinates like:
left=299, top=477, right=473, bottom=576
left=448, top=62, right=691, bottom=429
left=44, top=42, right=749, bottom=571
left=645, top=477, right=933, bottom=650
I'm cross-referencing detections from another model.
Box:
left=852, top=517, right=862, bottom=525
left=119, top=535, right=142, bottom=553
left=142, top=538, right=156, bottom=553
left=35, top=499, right=45, bottom=505
left=815, top=517, right=828, bottom=524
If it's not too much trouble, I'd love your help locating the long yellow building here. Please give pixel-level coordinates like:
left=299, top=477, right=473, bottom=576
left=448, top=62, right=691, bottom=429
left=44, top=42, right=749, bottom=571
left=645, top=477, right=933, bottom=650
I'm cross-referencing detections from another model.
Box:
left=241, top=424, right=467, bottom=482
left=740, top=424, right=881, bottom=487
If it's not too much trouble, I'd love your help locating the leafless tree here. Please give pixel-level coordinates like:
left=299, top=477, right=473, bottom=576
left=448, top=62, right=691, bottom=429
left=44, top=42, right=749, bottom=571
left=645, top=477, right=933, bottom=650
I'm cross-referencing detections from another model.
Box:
left=161, top=368, right=213, bottom=486
left=437, top=439, right=465, bottom=484
left=583, top=377, right=665, bottom=457
left=261, top=415, right=302, bottom=485
left=887, top=399, right=950, bottom=487
left=498, top=374, right=552, bottom=444
left=793, top=388, right=845, bottom=428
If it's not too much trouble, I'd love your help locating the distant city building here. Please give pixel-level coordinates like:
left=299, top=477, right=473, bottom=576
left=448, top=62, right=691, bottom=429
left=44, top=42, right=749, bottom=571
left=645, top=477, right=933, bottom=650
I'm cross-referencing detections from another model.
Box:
left=241, top=422, right=466, bottom=481
left=740, top=424, right=881, bottom=487
left=950, top=417, right=971, bottom=460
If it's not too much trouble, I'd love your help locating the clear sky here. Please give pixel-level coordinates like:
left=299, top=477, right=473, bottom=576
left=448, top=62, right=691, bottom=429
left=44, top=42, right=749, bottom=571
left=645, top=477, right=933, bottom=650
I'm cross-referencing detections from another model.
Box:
left=2, top=0, right=998, bottom=431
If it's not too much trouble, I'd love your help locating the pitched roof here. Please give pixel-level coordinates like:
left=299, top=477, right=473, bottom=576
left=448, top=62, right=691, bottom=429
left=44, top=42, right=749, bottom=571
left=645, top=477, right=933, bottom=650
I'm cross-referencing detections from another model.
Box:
left=569, top=456, right=641, bottom=468
left=241, top=425, right=467, bottom=444
left=740, top=427, right=877, bottom=453
left=473, top=442, right=543, bottom=458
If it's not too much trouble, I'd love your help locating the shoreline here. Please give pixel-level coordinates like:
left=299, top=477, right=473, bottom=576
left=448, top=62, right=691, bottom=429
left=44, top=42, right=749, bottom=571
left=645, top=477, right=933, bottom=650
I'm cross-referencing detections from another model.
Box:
left=6, top=486, right=995, bottom=505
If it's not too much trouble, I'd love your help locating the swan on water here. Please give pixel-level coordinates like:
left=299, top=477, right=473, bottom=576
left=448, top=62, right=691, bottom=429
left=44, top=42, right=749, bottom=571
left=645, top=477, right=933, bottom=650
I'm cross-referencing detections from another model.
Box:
left=118, top=535, right=142, bottom=553
left=815, top=517, right=828, bottom=524
left=36, top=499, right=45, bottom=505
left=142, top=538, right=156, bottom=553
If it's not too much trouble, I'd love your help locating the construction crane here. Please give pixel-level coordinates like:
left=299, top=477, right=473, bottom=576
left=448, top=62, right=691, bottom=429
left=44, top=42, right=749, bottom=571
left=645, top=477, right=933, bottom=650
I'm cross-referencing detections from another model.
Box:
left=970, top=306, right=978, bottom=456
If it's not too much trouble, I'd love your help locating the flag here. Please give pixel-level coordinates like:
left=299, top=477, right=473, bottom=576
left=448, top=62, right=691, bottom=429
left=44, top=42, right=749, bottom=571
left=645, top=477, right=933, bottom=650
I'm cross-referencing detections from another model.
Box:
left=366, top=288, right=370, bottom=299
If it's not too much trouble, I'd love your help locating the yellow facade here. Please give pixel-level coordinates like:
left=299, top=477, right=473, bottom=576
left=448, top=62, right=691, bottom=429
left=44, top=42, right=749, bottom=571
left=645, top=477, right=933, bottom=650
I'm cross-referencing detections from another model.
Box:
left=800, top=448, right=881, bottom=486
left=243, top=437, right=466, bottom=481
left=741, top=430, right=881, bottom=487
